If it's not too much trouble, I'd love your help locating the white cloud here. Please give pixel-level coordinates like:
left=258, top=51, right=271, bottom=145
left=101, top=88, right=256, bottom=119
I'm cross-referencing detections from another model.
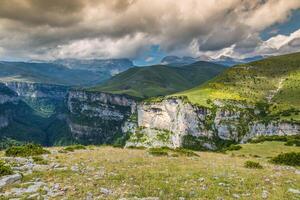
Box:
left=145, top=57, right=155, bottom=62
left=0, top=0, right=299, bottom=60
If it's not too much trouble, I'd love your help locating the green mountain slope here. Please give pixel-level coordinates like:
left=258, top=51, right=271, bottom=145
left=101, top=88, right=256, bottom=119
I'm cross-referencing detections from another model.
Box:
left=0, top=62, right=108, bottom=86
left=175, top=52, right=300, bottom=121
left=88, top=62, right=225, bottom=98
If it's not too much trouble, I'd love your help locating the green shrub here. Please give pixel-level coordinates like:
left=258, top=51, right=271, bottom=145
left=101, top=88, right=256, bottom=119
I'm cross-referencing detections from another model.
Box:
left=126, top=146, right=146, bottom=150
left=32, top=156, right=48, bottom=165
left=148, top=147, right=199, bottom=157
left=271, top=152, right=300, bottom=166
left=148, top=148, right=169, bottom=156
left=244, top=161, right=263, bottom=169
left=173, top=148, right=199, bottom=157
left=181, top=135, right=210, bottom=151
left=0, top=137, right=24, bottom=150
left=63, top=145, right=86, bottom=152
left=5, top=144, right=50, bottom=157
left=250, top=135, right=300, bottom=143
left=0, top=160, right=13, bottom=177
left=285, top=139, right=300, bottom=147
left=112, top=133, right=131, bottom=148
left=225, top=144, right=242, bottom=151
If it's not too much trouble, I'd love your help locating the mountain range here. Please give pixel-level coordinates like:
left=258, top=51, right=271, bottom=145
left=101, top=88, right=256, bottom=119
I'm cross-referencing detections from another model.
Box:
left=0, top=59, right=134, bottom=86
left=0, top=52, right=299, bottom=148
left=161, top=55, right=265, bottom=67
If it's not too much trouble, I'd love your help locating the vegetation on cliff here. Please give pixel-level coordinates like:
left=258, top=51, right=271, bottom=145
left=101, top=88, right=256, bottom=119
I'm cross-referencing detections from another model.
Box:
left=175, top=52, right=300, bottom=122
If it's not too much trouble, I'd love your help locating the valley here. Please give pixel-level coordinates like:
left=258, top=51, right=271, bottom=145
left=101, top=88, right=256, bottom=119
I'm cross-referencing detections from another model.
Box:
left=0, top=53, right=299, bottom=150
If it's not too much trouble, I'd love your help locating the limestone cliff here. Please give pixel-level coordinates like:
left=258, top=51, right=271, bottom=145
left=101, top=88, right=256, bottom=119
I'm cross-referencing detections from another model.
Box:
left=126, top=97, right=300, bottom=149
left=4, top=82, right=68, bottom=99
left=0, top=82, right=72, bottom=145
left=67, top=90, right=136, bottom=143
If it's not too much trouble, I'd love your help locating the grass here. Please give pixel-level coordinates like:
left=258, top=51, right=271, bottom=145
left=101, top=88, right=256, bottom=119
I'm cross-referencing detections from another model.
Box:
left=5, top=144, right=50, bottom=157
left=228, top=141, right=300, bottom=158
left=1, top=142, right=299, bottom=199
left=173, top=52, right=300, bottom=122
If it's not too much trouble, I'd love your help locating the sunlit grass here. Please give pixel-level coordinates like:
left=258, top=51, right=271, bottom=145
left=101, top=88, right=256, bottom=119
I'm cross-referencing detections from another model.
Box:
left=1, top=143, right=299, bottom=199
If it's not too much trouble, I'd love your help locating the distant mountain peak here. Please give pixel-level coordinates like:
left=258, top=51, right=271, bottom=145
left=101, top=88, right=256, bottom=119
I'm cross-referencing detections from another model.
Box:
left=161, top=56, right=199, bottom=67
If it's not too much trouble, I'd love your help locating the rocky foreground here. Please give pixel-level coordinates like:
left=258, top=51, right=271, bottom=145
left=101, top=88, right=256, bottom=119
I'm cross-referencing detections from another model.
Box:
left=0, top=144, right=300, bottom=200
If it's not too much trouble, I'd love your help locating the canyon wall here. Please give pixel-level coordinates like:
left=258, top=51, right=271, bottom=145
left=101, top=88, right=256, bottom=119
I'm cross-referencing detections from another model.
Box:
left=126, top=98, right=300, bottom=149
left=67, top=90, right=137, bottom=144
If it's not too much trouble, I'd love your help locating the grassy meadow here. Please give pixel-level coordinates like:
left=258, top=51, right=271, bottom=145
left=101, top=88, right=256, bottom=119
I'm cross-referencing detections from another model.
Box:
left=1, top=142, right=299, bottom=200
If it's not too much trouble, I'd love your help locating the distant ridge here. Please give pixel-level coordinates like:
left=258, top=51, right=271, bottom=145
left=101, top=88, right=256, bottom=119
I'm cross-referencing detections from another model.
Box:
left=88, top=61, right=226, bottom=98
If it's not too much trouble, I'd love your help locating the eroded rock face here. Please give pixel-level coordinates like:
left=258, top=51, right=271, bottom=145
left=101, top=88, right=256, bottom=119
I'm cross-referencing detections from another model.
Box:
left=4, top=82, right=68, bottom=99
left=67, top=90, right=137, bottom=143
left=129, top=98, right=300, bottom=149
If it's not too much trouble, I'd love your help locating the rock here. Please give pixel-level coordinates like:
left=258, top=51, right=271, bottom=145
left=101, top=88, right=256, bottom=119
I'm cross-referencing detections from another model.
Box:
left=54, top=167, right=68, bottom=171
left=100, top=187, right=112, bottom=195
left=0, top=174, right=22, bottom=188
left=71, top=165, right=80, bottom=172
left=232, top=194, right=240, bottom=199
left=10, top=181, right=46, bottom=195
left=262, top=190, right=268, bottom=199
left=179, top=197, right=185, bottom=200
left=28, top=193, right=39, bottom=199
left=32, top=164, right=50, bottom=172
left=86, top=192, right=93, bottom=200
left=295, top=170, right=300, bottom=175
left=288, top=188, right=300, bottom=194
left=218, top=182, right=229, bottom=187
left=198, top=177, right=205, bottom=182
left=133, top=98, right=300, bottom=149
left=242, top=193, right=251, bottom=197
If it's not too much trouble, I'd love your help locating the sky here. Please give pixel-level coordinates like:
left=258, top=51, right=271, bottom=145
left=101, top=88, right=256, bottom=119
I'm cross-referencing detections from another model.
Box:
left=0, top=0, right=299, bottom=65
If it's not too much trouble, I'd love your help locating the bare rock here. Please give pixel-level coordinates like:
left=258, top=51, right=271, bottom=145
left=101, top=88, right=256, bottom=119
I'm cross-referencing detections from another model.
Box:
left=0, top=174, right=22, bottom=189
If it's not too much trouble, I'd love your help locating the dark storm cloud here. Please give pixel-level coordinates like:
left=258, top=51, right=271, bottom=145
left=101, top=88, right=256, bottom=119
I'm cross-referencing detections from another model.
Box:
left=0, top=0, right=85, bottom=27
left=0, top=0, right=299, bottom=60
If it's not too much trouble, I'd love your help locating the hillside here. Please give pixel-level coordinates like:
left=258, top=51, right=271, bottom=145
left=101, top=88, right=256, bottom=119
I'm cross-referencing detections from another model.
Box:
left=88, top=61, right=225, bottom=98
left=175, top=52, right=300, bottom=121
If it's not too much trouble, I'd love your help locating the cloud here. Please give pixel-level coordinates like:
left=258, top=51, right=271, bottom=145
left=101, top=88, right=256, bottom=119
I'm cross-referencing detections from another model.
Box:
left=258, top=28, right=300, bottom=55
left=0, top=0, right=299, bottom=60
left=145, top=57, right=155, bottom=63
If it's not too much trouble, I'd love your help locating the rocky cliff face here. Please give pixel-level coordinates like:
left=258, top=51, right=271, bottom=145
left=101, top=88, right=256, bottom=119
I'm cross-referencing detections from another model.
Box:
left=127, top=98, right=300, bottom=149
left=0, top=81, right=73, bottom=145
left=0, top=83, right=19, bottom=129
left=4, top=82, right=68, bottom=99
left=67, top=90, right=136, bottom=144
